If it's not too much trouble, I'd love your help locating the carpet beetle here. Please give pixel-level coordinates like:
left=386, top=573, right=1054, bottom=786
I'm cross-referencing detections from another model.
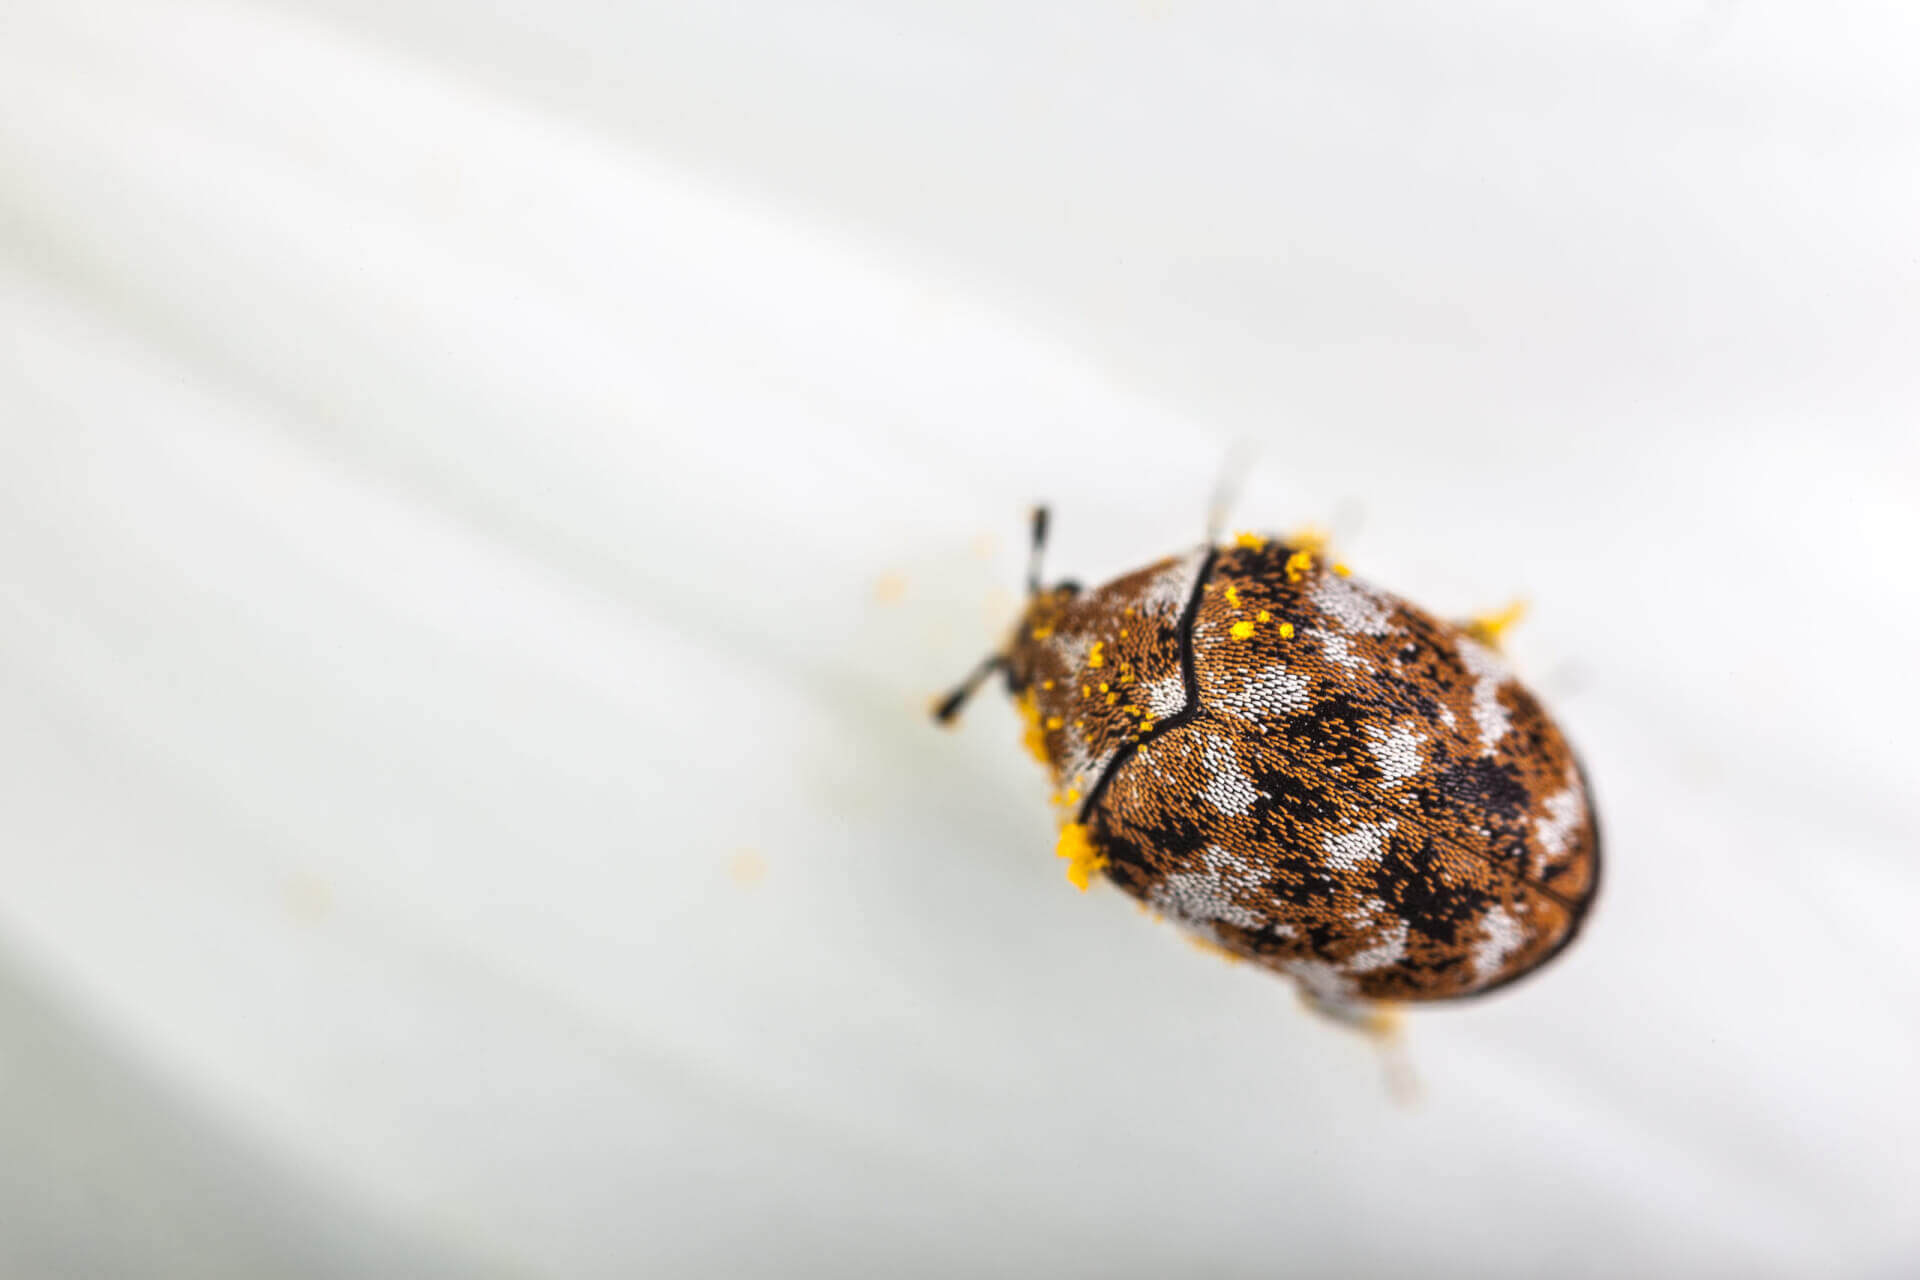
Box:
left=937, top=508, right=1600, bottom=1021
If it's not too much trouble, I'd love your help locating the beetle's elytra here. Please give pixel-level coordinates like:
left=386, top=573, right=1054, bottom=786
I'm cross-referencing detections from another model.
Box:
left=937, top=508, right=1600, bottom=1015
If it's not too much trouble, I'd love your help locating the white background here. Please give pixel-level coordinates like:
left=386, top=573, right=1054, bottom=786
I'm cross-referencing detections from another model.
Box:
left=2, top=1, right=1917, bottom=1275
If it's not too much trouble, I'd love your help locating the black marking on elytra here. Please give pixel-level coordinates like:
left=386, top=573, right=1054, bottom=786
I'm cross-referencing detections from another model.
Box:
left=1438, top=757, right=1532, bottom=822
left=1367, top=832, right=1493, bottom=947
left=1076, top=545, right=1219, bottom=823
left=1463, top=749, right=1603, bottom=998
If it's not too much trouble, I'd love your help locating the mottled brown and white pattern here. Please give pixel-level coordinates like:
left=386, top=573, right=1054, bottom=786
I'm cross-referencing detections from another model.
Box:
left=997, top=536, right=1600, bottom=1007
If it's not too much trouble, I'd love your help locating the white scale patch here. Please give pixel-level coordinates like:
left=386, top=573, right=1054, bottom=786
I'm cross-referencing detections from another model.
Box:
left=1471, top=903, right=1526, bottom=982
left=1456, top=635, right=1514, bottom=755
left=1312, top=628, right=1369, bottom=672
left=1533, top=767, right=1587, bottom=871
left=1218, top=664, right=1311, bottom=720
left=1310, top=572, right=1394, bottom=635
left=1345, top=906, right=1410, bottom=974
left=1366, top=723, right=1428, bottom=784
left=1150, top=843, right=1268, bottom=930
left=1285, top=958, right=1355, bottom=1004
left=1201, top=733, right=1263, bottom=815
left=1140, top=548, right=1208, bottom=614
left=1051, top=631, right=1099, bottom=673
left=1321, top=819, right=1397, bottom=869
left=1141, top=673, right=1186, bottom=719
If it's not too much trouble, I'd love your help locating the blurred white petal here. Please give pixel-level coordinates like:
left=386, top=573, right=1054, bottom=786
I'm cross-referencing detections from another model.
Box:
left=1, top=0, right=1916, bottom=1275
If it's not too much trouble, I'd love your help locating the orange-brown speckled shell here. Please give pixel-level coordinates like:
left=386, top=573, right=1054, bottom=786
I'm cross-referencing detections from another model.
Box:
left=1005, top=538, right=1599, bottom=1004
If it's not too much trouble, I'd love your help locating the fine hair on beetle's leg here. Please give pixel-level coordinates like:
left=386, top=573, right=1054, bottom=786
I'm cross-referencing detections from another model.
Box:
left=1205, top=438, right=1258, bottom=544
left=933, top=654, right=1007, bottom=725
left=1026, top=505, right=1050, bottom=596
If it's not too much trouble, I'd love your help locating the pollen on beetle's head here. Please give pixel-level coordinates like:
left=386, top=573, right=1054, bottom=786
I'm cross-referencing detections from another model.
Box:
left=1014, top=689, right=1050, bottom=767
left=1000, top=584, right=1078, bottom=700
left=1233, top=531, right=1266, bottom=550
left=1055, top=822, right=1108, bottom=891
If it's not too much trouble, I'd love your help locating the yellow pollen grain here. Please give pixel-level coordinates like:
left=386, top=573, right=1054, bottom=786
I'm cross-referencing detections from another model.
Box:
left=1030, top=624, right=1053, bottom=640
left=1082, top=685, right=1091, bottom=698
left=1257, top=610, right=1270, bottom=622
left=1120, top=628, right=1130, bottom=638
left=1234, top=531, right=1266, bottom=550
left=1046, top=715, right=1063, bottom=730
left=1042, top=680, right=1054, bottom=690
left=1334, top=562, right=1351, bottom=577
left=1230, top=620, right=1256, bottom=639
left=1224, top=585, right=1241, bottom=607
left=1088, top=642, right=1105, bottom=668
left=1099, top=682, right=1110, bottom=693
left=1285, top=549, right=1313, bottom=583
left=1065, top=787, right=1081, bottom=804
left=1279, top=622, right=1296, bottom=639
left=1106, top=691, right=1119, bottom=705
left=1055, top=822, right=1108, bottom=891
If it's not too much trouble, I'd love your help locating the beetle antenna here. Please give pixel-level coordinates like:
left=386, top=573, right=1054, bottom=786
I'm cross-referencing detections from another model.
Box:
left=1026, top=505, right=1050, bottom=596
left=1205, top=439, right=1257, bottom=543
left=933, top=654, right=1007, bottom=725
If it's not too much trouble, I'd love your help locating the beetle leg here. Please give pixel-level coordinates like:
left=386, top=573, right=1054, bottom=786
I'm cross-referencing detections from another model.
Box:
left=1463, top=598, right=1529, bottom=650
left=932, top=654, right=1007, bottom=725
left=1298, top=991, right=1421, bottom=1104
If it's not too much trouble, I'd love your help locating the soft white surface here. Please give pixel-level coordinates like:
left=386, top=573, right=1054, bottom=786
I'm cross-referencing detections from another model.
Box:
left=2, top=1, right=1917, bottom=1275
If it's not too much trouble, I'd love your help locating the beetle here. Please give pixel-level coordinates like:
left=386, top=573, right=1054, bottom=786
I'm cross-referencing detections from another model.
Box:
left=936, top=507, right=1600, bottom=1023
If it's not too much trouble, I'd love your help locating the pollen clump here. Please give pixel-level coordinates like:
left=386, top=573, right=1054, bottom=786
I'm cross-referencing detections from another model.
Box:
left=1230, top=619, right=1256, bottom=639
left=1233, top=531, right=1266, bottom=550
left=1285, top=549, right=1314, bottom=584
left=1056, top=822, right=1108, bottom=891
left=1088, top=642, right=1106, bottom=668
left=1279, top=621, right=1296, bottom=639
left=1015, top=690, right=1049, bottom=765
left=1287, top=524, right=1330, bottom=555
left=1046, top=715, right=1064, bottom=730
